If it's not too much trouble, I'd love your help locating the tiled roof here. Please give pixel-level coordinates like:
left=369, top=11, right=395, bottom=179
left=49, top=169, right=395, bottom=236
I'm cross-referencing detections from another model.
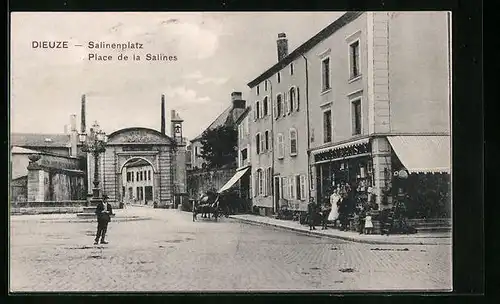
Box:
left=11, top=133, right=71, bottom=148
left=191, top=106, right=233, bottom=142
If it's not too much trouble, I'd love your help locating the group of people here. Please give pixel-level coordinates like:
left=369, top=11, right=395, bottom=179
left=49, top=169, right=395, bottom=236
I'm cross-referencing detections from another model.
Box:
left=306, top=183, right=374, bottom=234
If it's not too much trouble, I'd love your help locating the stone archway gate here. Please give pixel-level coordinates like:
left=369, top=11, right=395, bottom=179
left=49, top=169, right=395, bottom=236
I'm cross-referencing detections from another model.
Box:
left=87, top=127, right=180, bottom=208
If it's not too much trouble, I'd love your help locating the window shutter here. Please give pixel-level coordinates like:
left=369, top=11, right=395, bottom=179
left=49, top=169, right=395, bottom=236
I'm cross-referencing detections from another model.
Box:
left=263, top=169, right=267, bottom=196
left=269, top=132, right=273, bottom=152
left=300, top=175, right=306, bottom=200
left=296, top=87, right=300, bottom=111
left=253, top=172, right=258, bottom=197
left=273, top=96, right=278, bottom=119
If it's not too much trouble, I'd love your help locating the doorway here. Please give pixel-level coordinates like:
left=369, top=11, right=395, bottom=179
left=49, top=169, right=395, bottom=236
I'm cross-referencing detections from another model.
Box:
left=274, top=176, right=280, bottom=213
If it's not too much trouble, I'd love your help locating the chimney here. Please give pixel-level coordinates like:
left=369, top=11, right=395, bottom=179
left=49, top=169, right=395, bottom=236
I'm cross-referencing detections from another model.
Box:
left=231, top=91, right=245, bottom=109
left=161, top=94, right=166, bottom=135
left=70, top=114, right=77, bottom=157
left=81, top=94, right=86, bottom=133
left=277, top=33, right=288, bottom=61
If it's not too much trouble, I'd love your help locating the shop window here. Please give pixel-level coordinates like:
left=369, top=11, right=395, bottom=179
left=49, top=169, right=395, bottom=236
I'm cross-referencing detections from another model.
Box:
left=277, top=133, right=285, bottom=159
left=323, top=110, right=332, bottom=143
left=289, top=128, right=297, bottom=156
left=321, top=57, right=331, bottom=92
left=349, top=40, right=360, bottom=79
left=352, top=98, right=362, bottom=135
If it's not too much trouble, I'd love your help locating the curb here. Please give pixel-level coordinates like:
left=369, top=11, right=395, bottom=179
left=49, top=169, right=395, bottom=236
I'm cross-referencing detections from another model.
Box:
left=229, top=216, right=451, bottom=246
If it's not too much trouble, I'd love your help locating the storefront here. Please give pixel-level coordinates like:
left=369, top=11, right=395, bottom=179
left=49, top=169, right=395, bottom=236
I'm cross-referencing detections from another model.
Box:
left=387, top=135, right=451, bottom=219
left=312, top=138, right=373, bottom=207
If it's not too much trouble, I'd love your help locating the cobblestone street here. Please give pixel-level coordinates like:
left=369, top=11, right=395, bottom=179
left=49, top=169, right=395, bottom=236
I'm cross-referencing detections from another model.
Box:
left=10, top=207, right=452, bottom=292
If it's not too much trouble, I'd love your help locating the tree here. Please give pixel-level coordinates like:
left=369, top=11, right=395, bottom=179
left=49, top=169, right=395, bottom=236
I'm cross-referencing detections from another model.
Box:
left=199, top=125, right=238, bottom=169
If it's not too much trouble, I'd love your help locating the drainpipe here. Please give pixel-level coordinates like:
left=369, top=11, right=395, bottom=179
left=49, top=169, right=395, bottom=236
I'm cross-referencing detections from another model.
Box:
left=267, top=79, right=275, bottom=213
left=301, top=54, right=312, bottom=203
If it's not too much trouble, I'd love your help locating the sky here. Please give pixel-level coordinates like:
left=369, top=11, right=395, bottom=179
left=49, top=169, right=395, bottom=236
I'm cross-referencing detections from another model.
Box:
left=10, top=12, right=344, bottom=140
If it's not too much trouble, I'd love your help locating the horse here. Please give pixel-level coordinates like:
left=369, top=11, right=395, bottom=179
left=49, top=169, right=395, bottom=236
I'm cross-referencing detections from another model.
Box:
left=193, top=191, right=220, bottom=221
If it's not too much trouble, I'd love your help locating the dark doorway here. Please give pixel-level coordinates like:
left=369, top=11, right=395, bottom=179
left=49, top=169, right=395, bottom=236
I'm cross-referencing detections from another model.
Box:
left=145, top=186, right=153, bottom=202
left=274, top=176, right=280, bottom=213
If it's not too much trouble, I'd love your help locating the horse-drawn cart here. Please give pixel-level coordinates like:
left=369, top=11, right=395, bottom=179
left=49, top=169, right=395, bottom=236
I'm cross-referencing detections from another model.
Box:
left=192, top=190, right=229, bottom=222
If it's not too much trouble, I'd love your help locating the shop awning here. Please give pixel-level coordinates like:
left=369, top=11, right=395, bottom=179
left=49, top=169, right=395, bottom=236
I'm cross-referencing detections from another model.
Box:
left=217, top=167, right=250, bottom=193
left=387, top=135, right=451, bottom=173
left=311, top=137, right=370, bottom=156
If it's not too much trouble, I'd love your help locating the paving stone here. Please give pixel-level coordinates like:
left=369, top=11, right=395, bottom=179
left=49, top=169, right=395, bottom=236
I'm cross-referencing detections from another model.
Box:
left=10, top=207, right=452, bottom=292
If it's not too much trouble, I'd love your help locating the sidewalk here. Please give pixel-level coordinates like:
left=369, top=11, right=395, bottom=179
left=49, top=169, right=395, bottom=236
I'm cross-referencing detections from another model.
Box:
left=229, top=214, right=451, bottom=245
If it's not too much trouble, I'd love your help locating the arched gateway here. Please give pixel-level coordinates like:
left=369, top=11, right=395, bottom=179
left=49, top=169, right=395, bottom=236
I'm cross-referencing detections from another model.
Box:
left=87, top=121, right=187, bottom=208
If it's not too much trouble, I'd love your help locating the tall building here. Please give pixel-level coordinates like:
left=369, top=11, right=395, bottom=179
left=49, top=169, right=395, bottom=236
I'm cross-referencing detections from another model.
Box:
left=246, top=11, right=451, bottom=216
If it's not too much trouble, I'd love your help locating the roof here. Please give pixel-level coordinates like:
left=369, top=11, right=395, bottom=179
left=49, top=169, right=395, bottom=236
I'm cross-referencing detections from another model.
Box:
left=247, top=12, right=363, bottom=88
left=11, top=146, right=41, bottom=154
left=191, top=106, right=233, bottom=142
left=235, top=107, right=251, bottom=125
left=11, top=133, right=70, bottom=148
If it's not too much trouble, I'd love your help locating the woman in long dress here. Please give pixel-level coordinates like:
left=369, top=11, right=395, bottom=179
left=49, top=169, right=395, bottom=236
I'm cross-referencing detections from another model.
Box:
left=328, top=189, right=341, bottom=225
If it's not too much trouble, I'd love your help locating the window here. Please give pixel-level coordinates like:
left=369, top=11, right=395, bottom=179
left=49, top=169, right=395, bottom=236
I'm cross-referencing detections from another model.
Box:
left=255, top=101, right=260, bottom=120
left=349, top=40, right=360, bottom=79
left=126, top=172, right=130, bottom=182
left=289, top=87, right=296, bottom=112
left=300, top=175, right=306, bottom=201
left=277, top=72, right=281, bottom=83
left=263, top=168, right=267, bottom=196
left=276, top=94, right=283, bottom=118
left=290, top=63, right=294, bottom=75
left=240, top=148, right=248, bottom=167
left=282, top=177, right=288, bottom=199
left=284, top=91, right=289, bottom=115
left=263, top=97, right=268, bottom=116
left=277, top=133, right=285, bottom=159
left=295, top=175, right=301, bottom=200
left=352, top=98, right=362, bottom=135
left=136, top=172, right=139, bottom=181
left=289, top=177, right=295, bottom=199
left=195, top=146, right=198, bottom=156
left=266, top=168, right=273, bottom=196
left=265, top=80, right=268, bottom=91
left=265, top=131, right=269, bottom=151
left=253, top=171, right=258, bottom=197
left=289, top=128, right=297, bottom=156
left=148, top=170, right=151, bottom=181
left=323, top=110, right=332, bottom=143
left=321, top=57, right=331, bottom=92
left=131, top=172, right=134, bottom=182
left=257, top=85, right=260, bottom=96
left=255, top=133, right=261, bottom=154
left=258, top=169, right=264, bottom=196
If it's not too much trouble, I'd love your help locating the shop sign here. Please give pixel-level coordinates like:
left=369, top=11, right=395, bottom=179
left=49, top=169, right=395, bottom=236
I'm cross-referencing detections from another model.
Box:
left=314, top=142, right=371, bottom=163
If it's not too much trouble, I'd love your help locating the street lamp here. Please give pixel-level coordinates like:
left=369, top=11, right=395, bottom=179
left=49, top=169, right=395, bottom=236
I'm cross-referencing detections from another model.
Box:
left=80, top=121, right=108, bottom=204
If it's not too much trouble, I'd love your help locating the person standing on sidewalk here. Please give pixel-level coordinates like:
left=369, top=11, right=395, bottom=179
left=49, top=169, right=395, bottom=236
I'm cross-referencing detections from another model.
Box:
left=321, top=199, right=332, bottom=230
left=94, top=195, right=113, bottom=245
left=307, top=198, right=317, bottom=230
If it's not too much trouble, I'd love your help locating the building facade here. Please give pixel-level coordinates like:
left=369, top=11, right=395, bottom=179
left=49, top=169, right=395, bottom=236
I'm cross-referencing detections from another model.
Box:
left=246, top=11, right=451, bottom=216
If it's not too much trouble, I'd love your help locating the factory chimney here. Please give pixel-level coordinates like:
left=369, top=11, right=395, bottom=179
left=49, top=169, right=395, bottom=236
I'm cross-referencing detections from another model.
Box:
left=81, top=94, right=86, bottom=133
left=161, top=94, right=166, bottom=135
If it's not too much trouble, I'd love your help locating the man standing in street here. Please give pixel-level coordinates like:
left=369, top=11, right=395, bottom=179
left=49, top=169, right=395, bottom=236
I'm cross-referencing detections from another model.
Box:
left=95, top=195, right=113, bottom=245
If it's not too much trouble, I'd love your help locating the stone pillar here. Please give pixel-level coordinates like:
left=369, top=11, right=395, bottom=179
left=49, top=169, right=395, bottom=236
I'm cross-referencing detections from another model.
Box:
left=27, top=155, right=44, bottom=202
left=371, top=136, right=392, bottom=209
